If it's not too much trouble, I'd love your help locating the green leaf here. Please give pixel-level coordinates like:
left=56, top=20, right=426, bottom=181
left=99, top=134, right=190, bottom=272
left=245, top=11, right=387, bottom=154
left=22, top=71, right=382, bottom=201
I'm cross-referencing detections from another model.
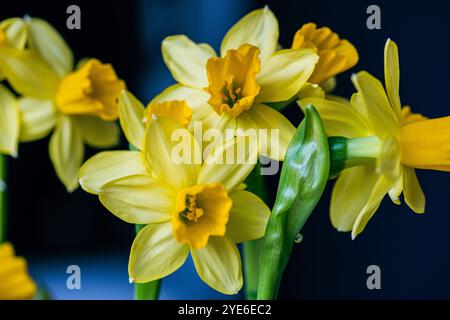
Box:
left=257, top=105, right=330, bottom=299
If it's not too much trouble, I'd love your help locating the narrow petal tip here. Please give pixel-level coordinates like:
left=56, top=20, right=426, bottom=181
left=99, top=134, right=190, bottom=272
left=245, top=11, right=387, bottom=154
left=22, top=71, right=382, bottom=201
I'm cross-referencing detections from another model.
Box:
left=129, top=277, right=134, bottom=284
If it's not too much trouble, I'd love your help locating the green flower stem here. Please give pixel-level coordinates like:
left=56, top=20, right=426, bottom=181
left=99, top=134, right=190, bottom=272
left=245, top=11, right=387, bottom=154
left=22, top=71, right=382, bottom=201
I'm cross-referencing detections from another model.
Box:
left=243, top=162, right=268, bottom=300
left=0, top=155, right=7, bottom=243
left=134, top=224, right=161, bottom=300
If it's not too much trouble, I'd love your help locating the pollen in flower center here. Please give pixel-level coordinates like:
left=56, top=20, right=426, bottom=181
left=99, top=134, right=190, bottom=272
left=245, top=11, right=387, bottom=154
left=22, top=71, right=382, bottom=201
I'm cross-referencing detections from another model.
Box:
left=55, top=59, right=125, bottom=121
left=172, top=183, right=232, bottom=249
left=204, top=44, right=261, bottom=117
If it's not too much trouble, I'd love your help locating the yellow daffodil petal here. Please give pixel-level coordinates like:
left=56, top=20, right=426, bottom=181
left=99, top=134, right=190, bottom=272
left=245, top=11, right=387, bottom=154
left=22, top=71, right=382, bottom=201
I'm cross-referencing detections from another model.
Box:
left=298, top=97, right=370, bottom=137
left=151, top=84, right=212, bottom=124
left=145, top=118, right=201, bottom=190
left=255, top=48, right=318, bottom=103
left=198, top=135, right=258, bottom=192
left=18, top=97, right=56, bottom=142
left=79, top=151, right=146, bottom=195
left=388, top=172, right=403, bottom=205
left=351, top=71, right=398, bottom=138
left=403, top=166, right=425, bottom=214
left=0, top=84, right=19, bottom=156
left=99, top=174, right=175, bottom=224
left=237, top=104, right=295, bottom=161
left=384, top=39, right=401, bottom=118
left=0, top=48, right=59, bottom=99
left=221, top=7, right=278, bottom=64
left=162, top=35, right=216, bottom=88
left=49, top=115, right=84, bottom=192
left=378, top=136, right=401, bottom=181
left=129, top=222, right=189, bottom=283
left=401, top=106, right=427, bottom=125
left=191, top=236, right=242, bottom=295
left=148, top=100, right=192, bottom=128
left=26, top=18, right=73, bottom=78
left=297, top=82, right=325, bottom=100
left=352, top=175, right=395, bottom=239
left=0, top=18, right=27, bottom=49
left=76, top=116, right=119, bottom=148
left=330, top=165, right=379, bottom=232
left=226, top=190, right=270, bottom=243
left=201, top=113, right=237, bottom=158
left=118, top=90, right=145, bottom=150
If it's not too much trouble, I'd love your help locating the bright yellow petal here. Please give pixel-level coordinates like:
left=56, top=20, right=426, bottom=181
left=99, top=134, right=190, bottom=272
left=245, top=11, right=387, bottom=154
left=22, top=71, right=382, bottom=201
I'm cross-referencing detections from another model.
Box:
left=76, top=116, right=119, bottom=148
left=0, top=18, right=27, bottom=49
left=384, top=39, right=401, bottom=119
left=162, top=35, right=216, bottom=88
left=79, top=151, right=147, bottom=195
left=378, top=136, right=401, bottom=181
left=201, top=112, right=236, bottom=158
left=49, top=115, right=84, bottom=192
left=330, top=165, right=379, bottom=232
left=237, top=104, right=295, bottom=161
left=0, top=48, right=59, bottom=98
left=403, top=166, right=425, bottom=214
left=118, top=90, right=146, bottom=150
left=351, top=71, right=398, bottom=138
left=198, top=136, right=258, bottom=192
left=0, top=84, right=19, bottom=156
left=145, top=118, right=201, bottom=190
left=298, top=97, right=370, bottom=137
left=226, top=190, right=270, bottom=243
left=129, top=222, right=189, bottom=283
left=150, top=84, right=212, bottom=124
left=99, top=174, right=175, bottom=224
left=26, top=18, right=73, bottom=78
left=221, top=7, right=278, bottom=64
left=256, top=48, right=318, bottom=103
left=352, top=175, right=395, bottom=239
left=18, top=97, right=56, bottom=142
left=191, top=236, right=242, bottom=295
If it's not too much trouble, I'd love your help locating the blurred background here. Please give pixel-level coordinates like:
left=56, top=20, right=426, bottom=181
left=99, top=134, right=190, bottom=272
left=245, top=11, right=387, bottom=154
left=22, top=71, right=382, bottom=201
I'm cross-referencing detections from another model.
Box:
left=2, top=0, right=450, bottom=299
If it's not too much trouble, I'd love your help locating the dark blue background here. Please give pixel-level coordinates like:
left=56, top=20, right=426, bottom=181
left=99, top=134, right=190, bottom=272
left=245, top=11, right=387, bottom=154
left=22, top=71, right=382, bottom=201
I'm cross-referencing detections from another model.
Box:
left=3, top=0, right=450, bottom=299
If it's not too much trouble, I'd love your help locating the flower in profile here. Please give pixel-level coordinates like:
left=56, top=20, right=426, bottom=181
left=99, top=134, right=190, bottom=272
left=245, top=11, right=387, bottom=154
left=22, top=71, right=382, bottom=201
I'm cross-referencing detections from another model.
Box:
left=154, top=7, right=319, bottom=160
left=0, top=242, right=36, bottom=300
left=80, top=115, right=270, bottom=294
left=292, top=22, right=358, bottom=86
left=0, top=18, right=124, bottom=191
left=300, top=39, right=450, bottom=239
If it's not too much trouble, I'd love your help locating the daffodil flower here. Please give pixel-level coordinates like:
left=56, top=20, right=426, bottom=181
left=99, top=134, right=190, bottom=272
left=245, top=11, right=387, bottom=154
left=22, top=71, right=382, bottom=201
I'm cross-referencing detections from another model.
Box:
left=0, top=18, right=125, bottom=191
left=292, top=22, right=358, bottom=86
left=80, top=113, right=270, bottom=294
left=300, top=39, right=450, bottom=239
left=0, top=242, right=36, bottom=300
left=153, top=7, right=319, bottom=160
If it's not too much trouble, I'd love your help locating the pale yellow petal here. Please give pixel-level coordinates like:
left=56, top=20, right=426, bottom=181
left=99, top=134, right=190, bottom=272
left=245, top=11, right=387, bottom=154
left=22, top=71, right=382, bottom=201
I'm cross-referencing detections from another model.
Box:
left=162, top=35, right=216, bottom=88
left=237, top=104, right=295, bottom=161
left=129, top=222, right=189, bottom=283
left=0, top=84, right=19, bottom=156
left=330, top=165, right=379, bottom=232
left=298, top=97, right=370, bottom=137
left=118, top=90, right=146, bottom=150
left=198, top=136, right=258, bottom=192
left=200, top=113, right=236, bottom=159
left=191, top=236, right=242, bottom=295
left=99, top=174, right=175, bottom=224
left=151, top=84, right=212, bottom=124
left=76, top=116, right=119, bottom=148
left=0, top=18, right=27, bottom=49
left=79, top=151, right=146, bottom=194
left=145, top=118, right=201, bottom=190
left=352, top=175, right=395, bottom=239
left=49, top=115, right=84, bottom=192
left=226, top=190, right=270, bottom=243
left=26, top=18, right=73, bottom=77
left=0, top=48, right=59, bottom=98
left=403, top=166, right=425, bottom=214
left=221, top=7, right=278, bottom=64
left=384, top=39, right=401, bottom=119
left=18, top=97, right=56, bottom=142
left=256, top=48, right=318, bottom=103
left=351, top=71, right=398, bottom=138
